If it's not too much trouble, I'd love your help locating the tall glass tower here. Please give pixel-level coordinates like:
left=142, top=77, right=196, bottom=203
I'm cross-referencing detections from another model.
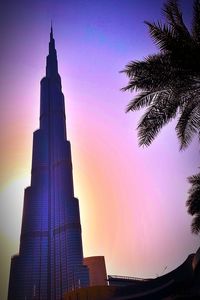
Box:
left=8, top=27, right=89, bottom=300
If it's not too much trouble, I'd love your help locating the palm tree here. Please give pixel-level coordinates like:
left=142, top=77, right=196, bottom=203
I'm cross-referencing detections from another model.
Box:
left=122, top=0, right=200, bottom=233
left=187, top=174, right=200, bottom=233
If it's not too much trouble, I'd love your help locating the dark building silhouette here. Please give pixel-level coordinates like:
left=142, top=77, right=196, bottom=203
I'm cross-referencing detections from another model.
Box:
left=8, top=27, right=89, bottom=300
left=83, top=256, right=107, bottom=286
left=64, top=248, right=200, bottom=300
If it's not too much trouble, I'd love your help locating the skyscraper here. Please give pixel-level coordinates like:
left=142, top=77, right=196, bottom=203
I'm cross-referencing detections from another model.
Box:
left=8, top=27, right=89, bottom=300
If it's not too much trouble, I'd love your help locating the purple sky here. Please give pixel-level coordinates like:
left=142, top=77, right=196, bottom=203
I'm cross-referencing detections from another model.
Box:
left=0, top=1, right=199, bottom=299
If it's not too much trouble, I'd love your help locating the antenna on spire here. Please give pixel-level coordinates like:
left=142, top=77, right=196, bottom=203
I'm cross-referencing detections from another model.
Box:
left=50, top=20, right=53, bottom=39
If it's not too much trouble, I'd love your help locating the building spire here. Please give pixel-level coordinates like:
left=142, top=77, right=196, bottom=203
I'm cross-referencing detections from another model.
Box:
left=50, top=20, right=53, bottom=40
left=49, top=21, right=55, bottom=51
left=46, top=23, right=59, bottom=77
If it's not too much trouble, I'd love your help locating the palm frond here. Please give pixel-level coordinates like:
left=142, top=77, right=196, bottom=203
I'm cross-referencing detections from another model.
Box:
left=187, top=187, right=200, bottom=215
left=120, top=60, right=140, bottom=78
left=137, top=90, right=180, bottom=146
left=121, top=53, right=190, bottom=93
left=163, top=0, right=191, bottom=39
left=145, top=21, right=175, bottom=52
left=163, top=0, right=180, bottom=24
left=187, top=190, right=200, bottom=215
left=121, top=55, right=169, bottom=79
left=187, top=174, right=200, bottom=212
left=176, top=99, right=200, bottom=149
left=188, top=173, right=200, bottom=185
left=191, top=213, right=200, bottom=234
left=192, top=0, right=200, bottom=42
left=126, top=91, right=163, bottom=112
left=187, top=172, right=200, bottom=234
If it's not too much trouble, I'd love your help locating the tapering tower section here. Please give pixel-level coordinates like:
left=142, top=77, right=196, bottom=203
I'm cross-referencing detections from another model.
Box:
left=8, top=27, right=89, bottom=300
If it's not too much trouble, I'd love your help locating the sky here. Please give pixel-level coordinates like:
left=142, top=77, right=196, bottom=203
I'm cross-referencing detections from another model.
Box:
left=0, top=0, right=199, bottom=299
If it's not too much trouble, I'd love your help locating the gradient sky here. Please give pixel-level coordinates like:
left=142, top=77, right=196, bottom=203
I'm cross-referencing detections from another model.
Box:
left=0, top=0, right=199, bottom=299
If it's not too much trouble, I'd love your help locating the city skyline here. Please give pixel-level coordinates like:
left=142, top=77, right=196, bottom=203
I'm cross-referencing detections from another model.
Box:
left=0, top=1, right=199, bottom=299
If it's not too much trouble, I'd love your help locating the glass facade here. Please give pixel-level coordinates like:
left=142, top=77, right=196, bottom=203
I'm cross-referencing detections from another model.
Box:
left=8, top=27, right=89, bottom=300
